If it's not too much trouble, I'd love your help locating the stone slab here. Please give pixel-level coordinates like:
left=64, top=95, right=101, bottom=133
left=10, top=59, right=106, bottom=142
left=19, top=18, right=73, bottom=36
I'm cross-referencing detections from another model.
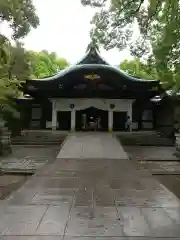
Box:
left=125, top=146, right=178, bottom=161
left=57, top=133, right=128, bottom=159
left=1, top=139, right=180, bottom=238
left=63, top=238, right=180, bottom=240
left=65, top=206, right=124, bottom=237
left=0, top=206, right=47, bottom=235
left=0, top=146, right=59, bottom=173
left=2, top=237, right=63, bottom=240
left=137, top=161, right=180, bottom=175
left=35, top=206, right=70, bottom=235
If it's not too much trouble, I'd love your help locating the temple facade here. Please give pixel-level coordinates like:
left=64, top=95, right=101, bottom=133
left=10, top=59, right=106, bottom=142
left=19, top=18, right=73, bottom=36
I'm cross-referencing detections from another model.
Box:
left=19, top=44, right=169, bottom=133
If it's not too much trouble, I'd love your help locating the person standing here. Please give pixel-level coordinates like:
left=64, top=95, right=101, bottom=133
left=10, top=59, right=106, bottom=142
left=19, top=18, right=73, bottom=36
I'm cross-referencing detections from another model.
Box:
left=125, top=116, right=132, bottom=132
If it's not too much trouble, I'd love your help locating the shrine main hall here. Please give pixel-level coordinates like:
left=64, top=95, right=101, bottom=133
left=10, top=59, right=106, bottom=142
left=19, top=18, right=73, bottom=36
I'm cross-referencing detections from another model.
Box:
left=19, top=44, right=172, bottom=134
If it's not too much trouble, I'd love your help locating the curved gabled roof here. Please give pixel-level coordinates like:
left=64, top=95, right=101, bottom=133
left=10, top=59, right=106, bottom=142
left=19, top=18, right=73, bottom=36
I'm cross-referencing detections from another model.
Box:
left=27, top=43, right=160, bottom=90
left=30, top=64, right=158, bottom=84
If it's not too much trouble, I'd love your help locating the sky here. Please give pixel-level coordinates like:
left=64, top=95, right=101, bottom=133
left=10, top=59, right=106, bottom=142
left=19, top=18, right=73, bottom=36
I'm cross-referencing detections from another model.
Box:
left=2, top=0, right=132, bottom=65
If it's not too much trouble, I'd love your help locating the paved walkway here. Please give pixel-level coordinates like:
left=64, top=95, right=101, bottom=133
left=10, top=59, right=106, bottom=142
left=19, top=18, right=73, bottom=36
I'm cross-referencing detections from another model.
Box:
left=0, top=133, right=180, bottom=239
left=57, top=132, right=128, bottom=159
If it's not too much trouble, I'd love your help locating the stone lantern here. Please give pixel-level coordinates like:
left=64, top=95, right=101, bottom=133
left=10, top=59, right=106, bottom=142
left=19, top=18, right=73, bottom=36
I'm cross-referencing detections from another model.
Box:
left=0, top=117, right=12, bottom=156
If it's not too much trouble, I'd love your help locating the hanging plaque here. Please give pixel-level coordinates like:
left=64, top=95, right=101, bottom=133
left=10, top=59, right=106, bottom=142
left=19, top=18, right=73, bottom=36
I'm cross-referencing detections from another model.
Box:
left=84, top=74, right=100, bottom=80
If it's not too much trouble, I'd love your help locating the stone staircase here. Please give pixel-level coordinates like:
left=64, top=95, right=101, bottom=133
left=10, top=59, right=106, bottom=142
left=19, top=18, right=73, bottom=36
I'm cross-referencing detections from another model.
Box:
left=11, top=130, right=67, bottom=145
left=118, top=131, right=175, bottom=146
left=12, top=130, right=174, bottom=146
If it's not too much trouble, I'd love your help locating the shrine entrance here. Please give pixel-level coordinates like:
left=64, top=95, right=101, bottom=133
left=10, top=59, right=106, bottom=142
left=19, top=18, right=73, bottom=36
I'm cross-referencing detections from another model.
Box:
left=75, top=107, right=108, bottom=131
left=113, top=111, right=127, bottom=131
left=57, top=111, right=71, bottom=130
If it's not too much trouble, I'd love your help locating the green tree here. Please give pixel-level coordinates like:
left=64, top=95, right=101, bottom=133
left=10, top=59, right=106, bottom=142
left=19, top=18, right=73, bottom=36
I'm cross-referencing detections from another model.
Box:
left=0, top=0, right=39, bottom=118
left=0, top=78, right=19, bottom=118
left=28, top=50, right=69, bottom=78
left=0, top=0, right=39, bottom=39
left=120, top=58, right=158, bottom=80
left=0, top=41, right=31, bottom=118
left=56, top=58, right=70, bottom=71
left=0, top=0, right=39, bottom=66
left=81, top=0, right=180, bottom=90
left=8, top=42, right=31, bottom=82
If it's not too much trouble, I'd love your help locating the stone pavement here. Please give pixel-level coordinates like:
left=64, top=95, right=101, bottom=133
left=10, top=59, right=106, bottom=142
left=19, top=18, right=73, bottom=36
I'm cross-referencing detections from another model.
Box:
left=125, top=145, right=180, bottom=174
left=0, top=133, right=180, bottom=239
left=125, top=146, right=178, bottom=161
left=0, top=146, right=59, bottom=173
left=143, top=161, right=180, bottom=175
left=57, top=132, right=128, bottom=159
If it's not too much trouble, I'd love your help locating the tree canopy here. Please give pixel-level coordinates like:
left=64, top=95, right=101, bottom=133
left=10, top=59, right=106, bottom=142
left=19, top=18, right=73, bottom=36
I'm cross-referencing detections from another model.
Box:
left=81, top=0, right=180, bottom=91
left=0, top=0, right=39, bottom=39
left=0, top=0, right=39, bottom=118
left=0, top=41, right=33, bottom=118
left=120, top=58, right=158, bottom=80
left=28, top=50, right=69, bottom=79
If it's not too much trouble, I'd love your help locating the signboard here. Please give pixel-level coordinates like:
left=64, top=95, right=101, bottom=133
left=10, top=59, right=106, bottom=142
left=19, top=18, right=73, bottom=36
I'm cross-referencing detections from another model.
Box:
left=84, top=74, right=100, bottom=80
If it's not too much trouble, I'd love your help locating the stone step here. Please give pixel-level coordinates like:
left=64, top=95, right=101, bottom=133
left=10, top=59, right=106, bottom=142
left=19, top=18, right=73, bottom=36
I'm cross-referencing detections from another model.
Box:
left=12, top=142, right=61, bottom=145
left=12, top=136, right=62, bottom=140
left=12, top=138, right=61, bottom=142
left=119, top=134, right=174, bottom=146
left=11, top=132, right=66, bottom=145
